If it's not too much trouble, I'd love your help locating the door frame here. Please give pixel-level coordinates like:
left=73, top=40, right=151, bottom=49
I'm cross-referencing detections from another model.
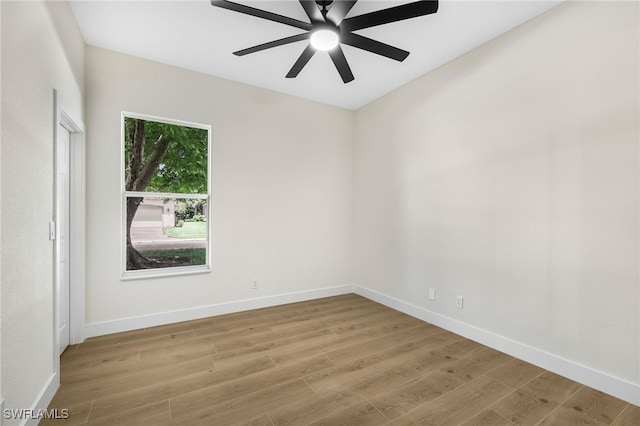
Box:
left=53, top=90, right=86, bottom=366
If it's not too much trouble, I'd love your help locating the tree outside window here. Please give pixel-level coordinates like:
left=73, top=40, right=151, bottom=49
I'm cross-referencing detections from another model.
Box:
left=122, top=113, right=210, bottom=277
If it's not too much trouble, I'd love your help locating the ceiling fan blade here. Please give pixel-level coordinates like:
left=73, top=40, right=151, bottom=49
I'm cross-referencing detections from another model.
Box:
left=211, top=0, right=312, bottom=31
left=299, top=0, right=325, bottom=23
left=340, top=33, right=409, bottom=62
left=286, top=44, right=317, bottom=78
left=341, top=0, right=438, bottom=32
left=234, top=33, right=310, bottom=56
left=328, top=46, right=355, bottom=83
left=325, top=0, right=357, bottom=26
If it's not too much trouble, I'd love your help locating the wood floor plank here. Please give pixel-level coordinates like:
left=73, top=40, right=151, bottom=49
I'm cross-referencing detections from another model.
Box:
left=209, top=307, right=325, bottom=335
left=61, top=344, right=140, bottom=367
left=304, top=331, right=459, bottom=394
left=48, top=295, right=633, bottom=426
left=60, top=347, right=140, bottom=373
left=368, top=345, right=509, bottom=420
left=212, top=329, right=335, bottom=368
left=612, top=404, right=640, bottom=426
left=353, top=345, right=509, bottom=400
left=266, top=301, right=386, bottom=330
left=213, top=322, right=330, bottom=353
left=323, top=324, right=443, bottom=364
left=173, top=379, right=315, bottom=425
left=170, top=354, right=334, bottom=418
left=67, top=329, right=197, bottom=365
left=236, top=414, right=275, bottom=426
left=459, top=409, right=515, bottom=426
left=75, top=324, right=196, bottom=353
left=63, top=338, right=217, bottom=387
left=328, top=308, right=411, bottom=334
left=369, top=372, right=451, bottom=420
left=485, top=358, right=545, bottom=389
left=88, top=355, right=276, bottom=421
left=139, top=319, right=200, bottom=337
left=537, top=386, right=628, bottom=426
left=139, top=335, right=217, bottom=361
left=305, top=401, right=388, bottom=426
left=210, top=295, right=366, bottom=329
left=260, top=329, right=339, bottom=363
left=193, top=323, right=272, bottom=340
left=346, top=349, right=454, bottom=399
left=270, top=317, right=423, bottom=366
left=438, top=347, right=513, bottom=382
left=55, top=355, right=215, bottom=405
left=491, top=371, right=583, bottom=426
left=268, top=389, right=365, bottom=426
left=61, top=356, right=140, bottom=386
left=88, top=400, right=172, bottom=426
left=390, top=375, right=512, bottom=426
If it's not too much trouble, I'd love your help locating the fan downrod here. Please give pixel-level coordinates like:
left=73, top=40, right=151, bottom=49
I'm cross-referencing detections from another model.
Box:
left=315, top=1, right=333, bottom=16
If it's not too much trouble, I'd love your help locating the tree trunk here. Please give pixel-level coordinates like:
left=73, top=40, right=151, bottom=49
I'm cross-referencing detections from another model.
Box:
left=126, top=196, right=159, bottom=270
left=124, top=118, right=173, bottom=270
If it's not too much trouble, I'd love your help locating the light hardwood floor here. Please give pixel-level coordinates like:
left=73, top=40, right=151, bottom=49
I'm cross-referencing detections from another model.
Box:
left=46, top=294, right=639, bottom=425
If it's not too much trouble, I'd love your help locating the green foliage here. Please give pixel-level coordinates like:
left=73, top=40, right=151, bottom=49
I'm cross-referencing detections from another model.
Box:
left=139, top=248, right=206, bottom=267
left=193, top=214, right=206, bottom=222
left=176, top=219, right=184, bottom=228
left=176, top=205, right=195, bottom=222
left=124, top=117, right=208, bottom=194
left=174, top=199, right=207, bottom=221
left=164, top=222, right=206, bottom=239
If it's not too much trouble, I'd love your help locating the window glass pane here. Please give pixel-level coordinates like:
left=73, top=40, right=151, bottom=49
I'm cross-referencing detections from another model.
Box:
left=126, top=196, right=207, bottom=271
left=123, top=113, right=210, bottom=277
left=124, top=117, right=208, bottom=194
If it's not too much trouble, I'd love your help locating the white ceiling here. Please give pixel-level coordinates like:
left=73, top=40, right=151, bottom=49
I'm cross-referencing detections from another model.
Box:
left=70, top=0, right=562, bottom=110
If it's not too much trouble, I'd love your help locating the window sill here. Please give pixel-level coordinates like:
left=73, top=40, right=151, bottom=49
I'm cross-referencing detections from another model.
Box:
left=121, top=265, right=211, bottom=281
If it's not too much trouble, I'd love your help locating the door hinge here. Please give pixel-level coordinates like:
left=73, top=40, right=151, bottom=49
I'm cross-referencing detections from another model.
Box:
left=49, top=221, right=56, bottom=240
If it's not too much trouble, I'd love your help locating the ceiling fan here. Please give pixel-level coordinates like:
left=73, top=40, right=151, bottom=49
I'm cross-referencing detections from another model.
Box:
left=210, top=0, right=439, bottom=83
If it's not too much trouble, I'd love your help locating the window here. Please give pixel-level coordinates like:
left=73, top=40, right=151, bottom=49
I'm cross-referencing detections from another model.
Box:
left=122, top=113, right=211, bottom=278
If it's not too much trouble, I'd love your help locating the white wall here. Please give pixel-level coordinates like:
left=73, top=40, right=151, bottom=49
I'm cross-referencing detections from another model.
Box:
left=1, top=0, right=84, bottom=422
left=84, top=47, right=354, bottom=330
left=355, top=0, right=638, bottom=397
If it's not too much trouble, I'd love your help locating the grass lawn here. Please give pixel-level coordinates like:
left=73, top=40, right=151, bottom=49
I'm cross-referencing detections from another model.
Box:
left=163, top=222, right=207, bottom=239
left=140, top=248, right=206, bottom=267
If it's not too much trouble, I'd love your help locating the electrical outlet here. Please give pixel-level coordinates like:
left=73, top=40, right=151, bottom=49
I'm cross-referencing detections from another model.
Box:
left=251, top=280, right=258, bottom=290
left=428, top=288, right=436, bottom=301
left=456, top=295, right=464, bottom=309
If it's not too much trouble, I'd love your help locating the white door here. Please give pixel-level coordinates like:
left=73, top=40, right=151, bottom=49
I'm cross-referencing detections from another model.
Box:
left=57, top=124, right=71, bottom=354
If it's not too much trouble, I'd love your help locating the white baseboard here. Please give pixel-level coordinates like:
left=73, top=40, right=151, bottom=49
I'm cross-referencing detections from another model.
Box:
left=23, top=373, right=58, bottom=426
left=84, top=285, right=354, bottom=339
left=354, top=285, right=640, bottom=406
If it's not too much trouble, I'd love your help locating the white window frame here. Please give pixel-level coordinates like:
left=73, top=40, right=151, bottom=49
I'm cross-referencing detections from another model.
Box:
left=121, top=111, right=212, bottom=280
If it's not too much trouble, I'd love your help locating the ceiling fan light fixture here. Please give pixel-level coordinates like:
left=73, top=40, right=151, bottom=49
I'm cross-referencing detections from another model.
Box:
left=310, top=28, right=339, bottom=51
